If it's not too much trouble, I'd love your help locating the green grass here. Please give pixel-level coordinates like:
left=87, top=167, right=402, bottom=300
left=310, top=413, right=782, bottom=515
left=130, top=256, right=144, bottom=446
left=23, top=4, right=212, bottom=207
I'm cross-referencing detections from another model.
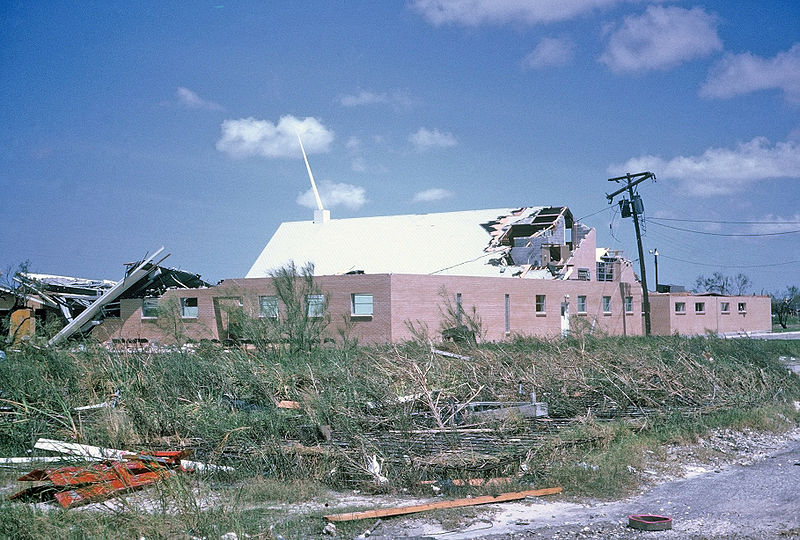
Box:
left=2, top=334, right=800, bottom=538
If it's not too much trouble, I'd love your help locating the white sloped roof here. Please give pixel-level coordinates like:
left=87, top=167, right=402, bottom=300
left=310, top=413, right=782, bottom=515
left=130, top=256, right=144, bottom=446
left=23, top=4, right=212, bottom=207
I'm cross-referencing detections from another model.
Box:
left=246, top=207, right=549, bottom=278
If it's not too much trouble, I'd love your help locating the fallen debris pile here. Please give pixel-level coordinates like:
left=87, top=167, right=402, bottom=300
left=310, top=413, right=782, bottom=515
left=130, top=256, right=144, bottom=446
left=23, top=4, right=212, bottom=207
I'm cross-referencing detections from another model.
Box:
left=31, top=438, right=234, bottom=474
left=6, top=438, right=234, bottom=509
left=10, top=450, right=191, bottom=508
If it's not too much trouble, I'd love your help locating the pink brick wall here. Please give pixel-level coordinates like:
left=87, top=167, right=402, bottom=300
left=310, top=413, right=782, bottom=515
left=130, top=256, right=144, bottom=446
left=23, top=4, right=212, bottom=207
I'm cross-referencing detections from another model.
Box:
left=388, top=274, right=643, bottom=342
left=650, top=293, right=771, bottom=336
left=99, top=272, right=647, bottom=345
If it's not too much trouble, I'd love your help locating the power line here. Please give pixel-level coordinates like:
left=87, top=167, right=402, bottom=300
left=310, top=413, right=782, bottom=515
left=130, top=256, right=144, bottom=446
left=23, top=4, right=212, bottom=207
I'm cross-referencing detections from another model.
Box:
left=659, top=254, right=800, bottom=269
left=650, top=217, right=800, bottom=225
left=648, top=220, right=800, bottom=237
left=577, top=206, right=613, bottom=221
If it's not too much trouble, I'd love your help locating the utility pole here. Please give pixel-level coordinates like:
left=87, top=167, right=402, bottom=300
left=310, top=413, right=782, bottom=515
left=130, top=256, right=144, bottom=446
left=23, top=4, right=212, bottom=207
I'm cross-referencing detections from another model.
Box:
left=607, top=171, right=656, bottom=336
left=649, top=248, right=659, bottom=292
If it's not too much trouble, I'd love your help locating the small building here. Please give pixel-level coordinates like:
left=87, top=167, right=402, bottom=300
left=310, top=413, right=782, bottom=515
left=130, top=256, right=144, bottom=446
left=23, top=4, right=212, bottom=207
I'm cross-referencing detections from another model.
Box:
left=650, top=292, right=771, bottom=336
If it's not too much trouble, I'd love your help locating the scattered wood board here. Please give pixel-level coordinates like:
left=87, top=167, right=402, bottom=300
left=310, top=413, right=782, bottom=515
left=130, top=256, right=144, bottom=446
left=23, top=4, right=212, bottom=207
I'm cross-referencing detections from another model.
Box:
left=325, top=486, right=562, bottom=522
left=33, top=438, right=233, bottom=473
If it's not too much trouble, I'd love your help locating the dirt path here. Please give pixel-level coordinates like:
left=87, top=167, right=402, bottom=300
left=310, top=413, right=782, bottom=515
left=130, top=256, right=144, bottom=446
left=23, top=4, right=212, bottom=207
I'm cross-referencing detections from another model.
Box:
left=370, top=428, right=800, bottom=539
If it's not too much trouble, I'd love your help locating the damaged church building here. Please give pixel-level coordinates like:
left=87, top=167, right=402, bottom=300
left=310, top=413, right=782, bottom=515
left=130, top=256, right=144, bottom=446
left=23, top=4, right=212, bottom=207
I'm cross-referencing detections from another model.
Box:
left=88, top=205, right=771, bottom=347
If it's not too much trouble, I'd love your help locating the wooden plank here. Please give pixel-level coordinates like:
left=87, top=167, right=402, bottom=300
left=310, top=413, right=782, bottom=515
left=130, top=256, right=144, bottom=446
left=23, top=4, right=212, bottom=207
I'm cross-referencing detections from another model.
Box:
left=0, top=456, right=83, bottom=467
left=33, top=438, right=234, bottom=473
left=325, top=486, right=562, bottom=522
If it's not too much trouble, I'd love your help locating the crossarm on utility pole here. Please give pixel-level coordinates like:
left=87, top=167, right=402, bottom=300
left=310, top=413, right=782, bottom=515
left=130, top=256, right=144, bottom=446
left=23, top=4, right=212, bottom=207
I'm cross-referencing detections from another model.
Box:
left=606, top=171, right=655, bottom=202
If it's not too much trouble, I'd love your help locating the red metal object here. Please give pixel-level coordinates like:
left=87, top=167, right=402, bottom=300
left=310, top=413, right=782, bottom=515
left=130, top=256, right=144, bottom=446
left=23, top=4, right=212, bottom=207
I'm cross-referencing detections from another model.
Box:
left=10, top=450, right=192, bottom=508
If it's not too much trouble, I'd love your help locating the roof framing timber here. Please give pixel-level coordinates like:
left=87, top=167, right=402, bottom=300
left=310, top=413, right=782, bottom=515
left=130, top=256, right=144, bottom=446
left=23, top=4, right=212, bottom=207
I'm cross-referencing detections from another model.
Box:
left=47, top=247, right=166, bottom=347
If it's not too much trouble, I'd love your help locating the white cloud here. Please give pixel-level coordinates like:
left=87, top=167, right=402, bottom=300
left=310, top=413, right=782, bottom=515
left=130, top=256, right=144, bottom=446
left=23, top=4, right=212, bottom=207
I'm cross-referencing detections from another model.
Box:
left=340, top=90, right=387, bottom=107
left=340, top=89, right=414, bottom=108
left=410, top=128, right=457, bottom=151
left=522, top=37, right=575, bottom=69
left=749, top=213, right=800, bottom=234
left=176, top=87, right=222, bottom=111
left=610, top=137, right=800, bottom=197
left=296, top=181, right=367, bottom=210
left=599, top=6, right=722, bottom=73
left=700, top=43, right=800, bottom=104
left=411, top=0, right=625, bottom=26
left=413, top=188, right=454, bottom=202
left=216, top=115, right=334, bottom=158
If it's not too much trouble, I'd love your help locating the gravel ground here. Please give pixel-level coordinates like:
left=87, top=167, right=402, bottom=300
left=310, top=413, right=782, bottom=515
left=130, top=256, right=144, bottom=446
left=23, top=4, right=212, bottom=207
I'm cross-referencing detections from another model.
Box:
left=370, top=426, right=800, bottom=540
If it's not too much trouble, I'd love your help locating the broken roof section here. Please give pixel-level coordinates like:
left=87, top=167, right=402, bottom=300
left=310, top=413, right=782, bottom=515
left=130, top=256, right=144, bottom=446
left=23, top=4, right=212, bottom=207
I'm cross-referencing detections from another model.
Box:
left=486, top=206, right=573, bottom=248
left=25, top=248, right=212, bottom=346
left=246, top=206, right=590, bottom=279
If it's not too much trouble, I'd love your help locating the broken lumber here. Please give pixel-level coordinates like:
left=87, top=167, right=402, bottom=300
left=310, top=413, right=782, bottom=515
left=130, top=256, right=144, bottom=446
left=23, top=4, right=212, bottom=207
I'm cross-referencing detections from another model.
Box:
left=0, top=456, right=82, bottom=468
left=276, top=400, right=301, bottom=409
left=10, top=452, right=188, bottom=508
left=324, top=486, right=562, bottom=522
left=430, top=347, right=471, bottom=361
left=33, top=438, right=234, bottom=473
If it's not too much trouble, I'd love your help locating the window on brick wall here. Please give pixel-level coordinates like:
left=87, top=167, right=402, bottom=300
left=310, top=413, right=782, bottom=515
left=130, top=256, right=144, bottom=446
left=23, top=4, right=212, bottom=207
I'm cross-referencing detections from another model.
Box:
left=738, top=302, right=747, bottom=313
left=351, top=293, right=373, bottom=316
left=577, top=268, right=590, bottom=281
left=597, top=261, right=614, bottom=282
left=602, top=296, right=611, bottom=313
left=504, top=294, right=510, bottom=334
left=624, top=296, right=633, bottom=313
left=259, top=295, right=278, bottom=318
left=577, top=295, right=587, bottom=313
left=142, top=298, right=158, bottom=319
left=535, top=294, right=546, bottom=313
left=721, top=302, right=730, bottom=313
left=307, top=294, right=325, bottom=317
left=695, top=302, right=705, bottom=314
left=675, top=302, right=686, bottom=313
left=180, top=297, right=198, bottom=318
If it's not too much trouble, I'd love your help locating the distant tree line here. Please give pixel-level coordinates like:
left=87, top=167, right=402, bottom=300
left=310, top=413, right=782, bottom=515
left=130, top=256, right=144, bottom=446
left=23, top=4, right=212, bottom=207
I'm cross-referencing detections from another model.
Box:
left=692, top=272, right=751, bottom=296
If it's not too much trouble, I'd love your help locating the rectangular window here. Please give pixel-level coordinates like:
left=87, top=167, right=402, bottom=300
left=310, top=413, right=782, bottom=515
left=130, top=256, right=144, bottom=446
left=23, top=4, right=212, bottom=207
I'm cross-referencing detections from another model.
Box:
left=577, top=295, right=587, bottom=313
left=738, top=302, right=747, bottom=313
left=307, top=294, right=325, bottom=317
left=180, top=297, right=198, bottom=318
left=535, top=294, right=546, bottom=313
left=259, top=295, right=278, bottom=318
left=675, top=302, right=686, bottom=313
left=577, top=268, right=590, bottom=281
left=602, top=296, right=611, bottom=313
left=351, top=293, right=373, bottom=316
left=504, top=294, right=510, bottom=334
left=721, top=302, right=730, bottom=313
left=142, top=298, right=158, bottom=319
left=624, top=296, right=633, bottom=313
left=597, top=261, right=614, bottom=282
left=695, top=302, right=705, bottom=314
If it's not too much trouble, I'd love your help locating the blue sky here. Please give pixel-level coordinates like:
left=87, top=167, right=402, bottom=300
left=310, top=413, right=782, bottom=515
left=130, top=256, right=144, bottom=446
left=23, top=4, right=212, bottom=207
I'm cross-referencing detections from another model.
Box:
left=2, top=1, right=799, bottom=294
